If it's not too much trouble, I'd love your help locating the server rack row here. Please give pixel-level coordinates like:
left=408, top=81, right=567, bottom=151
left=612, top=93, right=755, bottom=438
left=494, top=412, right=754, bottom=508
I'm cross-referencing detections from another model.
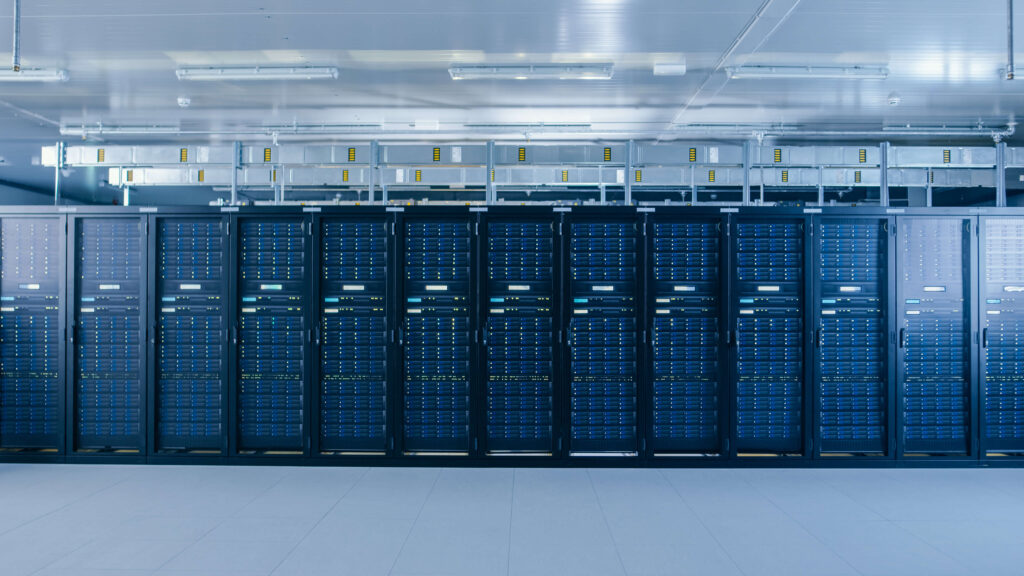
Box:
left=0, top=206, right=1021, bottom=466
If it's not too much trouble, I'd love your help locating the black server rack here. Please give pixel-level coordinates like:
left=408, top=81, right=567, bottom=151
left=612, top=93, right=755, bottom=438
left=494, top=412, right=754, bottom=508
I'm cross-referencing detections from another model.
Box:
left=151, top=218, right=228, bottom=454
left=897, top=217, right=973, bottom=456
left=481, top=213, right=557, bottom=455
left=0, top=217, right=64, bottom=454
left=731, top=218, right=806, bottom=455
left=980, top=217, right=1024, bottom=455
left=236, top=218, right=309, bottom=454
left=70, top=217, right=146, bottom=454
left=400, top=215, right=473, bottom=453
left=815, top=218, right=890, bottom=456
left=647, top=215, right=725, bottom=455
left=566, top=214, right=639, bottom=455
left=317, top=217, right=388, bottom=454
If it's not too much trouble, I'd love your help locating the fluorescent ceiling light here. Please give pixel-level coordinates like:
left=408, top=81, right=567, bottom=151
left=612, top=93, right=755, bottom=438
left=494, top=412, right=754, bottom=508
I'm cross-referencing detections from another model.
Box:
left=0, top=68, right=68, bottom=82
left=176, top=66, right=339, bottom=81
left=653, top=62, right=687, bottom=76
left=448, top=63, right=614, bottom=80
left=725, top=65, right=889, bottom=80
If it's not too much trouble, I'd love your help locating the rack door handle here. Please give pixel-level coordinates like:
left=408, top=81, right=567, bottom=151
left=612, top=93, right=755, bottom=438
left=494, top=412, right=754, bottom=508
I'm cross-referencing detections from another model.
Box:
left=898, top=328, right=906, bottom=349
left=982, top=327, right=988, bottom=348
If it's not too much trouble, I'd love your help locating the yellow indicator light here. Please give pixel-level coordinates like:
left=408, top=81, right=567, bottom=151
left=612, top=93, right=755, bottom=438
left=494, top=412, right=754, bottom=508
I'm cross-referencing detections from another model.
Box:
left=97, top=149, right=105, bottom=162
left=708, top=169, right=716, bottom=182
left=197, top=169, right=204, bottom=182
left=125, top=169, right=133, bottom=182
left=774, top=148, right=782, bottom=163
left=781, top=170, right=789, bottom=183
left=562, top=170, right=569, bottom=182
left=858, top=149, right=867, bottom=163
left=348, top=147, right=356, bottom=162
left=180, top=148, right=188, bottom=163
left=943, top=149, right=951, bottom=163
left=342, top=169, right=349, bottom=182
left=854, top=170, right=862, bottom=183
left=603, top=147, right=611, bottom=162
left=432, top=147, right=441, bottom=162
left=689, top=148, right=697, bottom=162
left=518, top=147, right=526, bottom=162
left=263, top=148, right=272, bottom=162
left=415, top=169, right=422, bottom=182
left=634, top=170, right=642, bottom=182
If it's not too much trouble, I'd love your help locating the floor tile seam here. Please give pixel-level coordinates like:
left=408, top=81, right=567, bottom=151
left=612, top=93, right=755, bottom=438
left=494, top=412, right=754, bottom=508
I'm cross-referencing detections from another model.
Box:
left=384, top=467, right=444, bottom=576
left=740, top=475, right=867, bottom=576
left=584, top=468, right=636, bottom=576
left=150, top=466, right=299, bottom=573
left=267, top=466, right=372, bottom=575
left=505, top=468, right=515, bottom=576
left=1, top=473, right=135, bottom=540
left=656, top=469, right=749, bottom=576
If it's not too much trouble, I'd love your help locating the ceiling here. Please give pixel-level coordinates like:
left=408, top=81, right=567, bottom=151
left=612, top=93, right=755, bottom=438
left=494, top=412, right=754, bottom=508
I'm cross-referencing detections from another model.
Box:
left=0, top=0, right=1021, bottom=201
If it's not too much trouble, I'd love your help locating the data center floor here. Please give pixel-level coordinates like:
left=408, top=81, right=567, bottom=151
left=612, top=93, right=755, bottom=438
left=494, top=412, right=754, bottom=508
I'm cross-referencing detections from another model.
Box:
left=0, top=464, right=1021, bottom=576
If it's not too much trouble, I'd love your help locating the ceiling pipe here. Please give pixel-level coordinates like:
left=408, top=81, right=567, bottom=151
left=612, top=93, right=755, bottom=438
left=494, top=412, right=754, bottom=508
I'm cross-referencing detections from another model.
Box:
left=1009, top=0, right=1016, bottom=80
left=59, top=122, right=1017, bottom=143
left=11, top=0, right=20, bottom=72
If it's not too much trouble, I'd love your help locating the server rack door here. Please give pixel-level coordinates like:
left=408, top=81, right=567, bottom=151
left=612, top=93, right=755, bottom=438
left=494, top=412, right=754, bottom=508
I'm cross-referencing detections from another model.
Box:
left=400, top=217, right=473, bottom=453
left=567, top=217, right=639, bottom=454
left=979, top=217, right=1024, bottom=455
left=318, top=217, right=388, bottom=453
left=897, top=217, right=972, bottom=456
left=647, top=217, right=724, bottom=454
left=153, top=218, right=228, bottom=454
left=71, top=217, right=146, bottom=453
left=731, top=218, right=805, bottom=455
left=815, top=217, right=889, bottom=456
left=0, top=217, right=64, bottom=454
left=482, top=216, right=556, bottom=454
left=236, top=218, right=308, bottom=454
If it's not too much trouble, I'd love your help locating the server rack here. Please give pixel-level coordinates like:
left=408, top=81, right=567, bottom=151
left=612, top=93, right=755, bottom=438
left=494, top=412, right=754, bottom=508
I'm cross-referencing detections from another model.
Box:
left=979, top=216, right=1024, bottom=456
left=896, top=216, right=976, bottom=457
left=730, top=216, right=810, bottom=456
left=68, top=215, right=147, bottom=457
left=565, top=209, right=641, bottom=456
left=315, top=212, right=390, bottom=455
left=398, top=209, right=475, bottom=454
left=148, top=216, right=229, bottom=456
left=234, top=216, right=311, bottom=455
left=813, top=215, right=893, bottom=457
left=0, top=216, right=65, bottom=457
left=645, top=210, right=727, bottom=456
left=479, top=208, right=559, bottom=455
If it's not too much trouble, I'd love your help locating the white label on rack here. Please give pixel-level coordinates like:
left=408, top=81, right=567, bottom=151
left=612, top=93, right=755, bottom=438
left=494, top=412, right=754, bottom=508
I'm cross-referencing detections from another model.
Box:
left=509, top=285, right=530, bottom=291
left=987, top=310, right=1001, bottom=315
left=822, top=310, right=836, bottom=315
left=99, top=284, right=120, bottom=290
left=592, top=285, right=614, bottom=292
left=553, top=207, right=572, bottom=212
left=616, top=169, right=625, bottom=183
left=220, top=206, right=239, bottom=212
left=839, top=286, right=862, bottom=293
left=260, top=284, right=283, bottom=291
left=425, top=284, right=448, bottom=291
left=655, top=309, right=670, bottom=315
left=906, top=310, right=921, bottom=315
left=19, top=283, right=40, bottom=290
left=241, top=307, right=256, bottom=313
left=574, top=309, right=589, bottom=314
left=490, top=308, right=505, bottom=314
left=886, top=208, right=905, bottom=214
left=302, top=207, right=322, bottom=212
left=342, top=285, right=365, bottom=291
left=180, top=283, right=201, bottom=290
left=161, top=307, right=175, bottom=313
left=1005, top=286, right=1024, bottom=292
left=923, top=286, right=946, bottom=292
left=656, top=298, right=670, bottom=304
left=0, top=307, right=13, bottom=312
left=674, top=285, right=696, bottom=292
left=138, top=207, right=158, bottom=213
left=469, top=206, right=488, bottom=212
left=720, top=207, right=739, bottom=213
left=636, top=207, right=655, bottom=213
left=325, top=308, right=339, bottom=314
left=407, top=308, right=422, bottom=314
left=757, top=285, right=781, bottom=292
left=80, top=307, right=95, bottom=313
left=395, top=169, right=405, bottom=183
left=385, top=206, right=405, bottom=212
left=739, top=309, right=754, bottom=315
left=803, top=208, right=822, bottom=214
left=708, top=147, right=719, bottom=163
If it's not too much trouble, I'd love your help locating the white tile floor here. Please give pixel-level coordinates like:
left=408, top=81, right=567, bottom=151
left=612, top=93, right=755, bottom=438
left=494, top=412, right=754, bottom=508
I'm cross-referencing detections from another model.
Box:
left=1, top=465, right=1022, bottom=576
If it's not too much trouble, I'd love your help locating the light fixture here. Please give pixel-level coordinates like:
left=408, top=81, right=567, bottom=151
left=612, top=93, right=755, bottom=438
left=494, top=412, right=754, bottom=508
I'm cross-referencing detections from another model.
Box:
left=0, top=68, right=68, bottom=82
left=725, top=65, right=889, bottom=80
left=653, top=62, right=687, bottom=76
left=448, top=63, right=614, bottom=80
left=175, top=66, right=339, bottom=81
